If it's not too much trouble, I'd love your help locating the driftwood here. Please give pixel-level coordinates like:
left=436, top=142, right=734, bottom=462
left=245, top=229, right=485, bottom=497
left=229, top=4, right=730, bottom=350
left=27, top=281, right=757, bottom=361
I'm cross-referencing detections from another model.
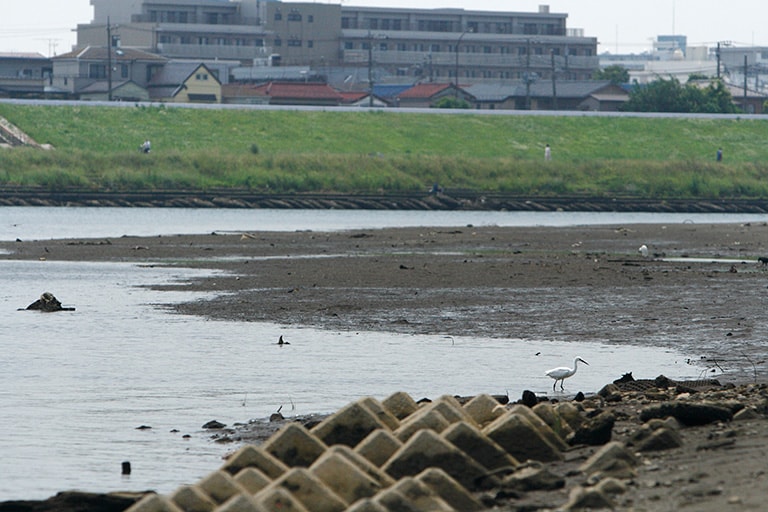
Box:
left=25, top=292, right=75, bottom=312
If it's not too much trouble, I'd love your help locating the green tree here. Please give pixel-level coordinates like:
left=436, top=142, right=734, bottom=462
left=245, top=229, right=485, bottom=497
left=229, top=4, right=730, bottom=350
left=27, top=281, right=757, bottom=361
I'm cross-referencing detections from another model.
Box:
left=592, top=65, right=630, bottom=84
left=623, top=77, right=737, bottom=113
left=433, top=97, right=471, bottom=109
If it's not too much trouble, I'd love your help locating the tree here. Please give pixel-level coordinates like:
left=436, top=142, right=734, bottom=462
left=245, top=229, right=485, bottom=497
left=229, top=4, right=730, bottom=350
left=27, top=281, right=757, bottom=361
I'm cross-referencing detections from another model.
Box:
left=622, top=77, right=737, bottom=113
left=592, top=65, right=630, bottom=85
left=433, top=97, right=471, bottom=109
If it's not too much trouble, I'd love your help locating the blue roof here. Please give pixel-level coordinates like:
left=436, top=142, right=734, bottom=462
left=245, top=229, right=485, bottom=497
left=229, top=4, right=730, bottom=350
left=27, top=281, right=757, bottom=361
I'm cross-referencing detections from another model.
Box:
left=372, top=84, right=412, bottom=99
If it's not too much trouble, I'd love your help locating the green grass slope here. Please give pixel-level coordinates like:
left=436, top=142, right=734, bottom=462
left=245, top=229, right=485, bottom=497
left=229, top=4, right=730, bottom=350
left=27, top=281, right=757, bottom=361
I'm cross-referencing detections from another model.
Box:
left=1, top=103, right=767, bottom=198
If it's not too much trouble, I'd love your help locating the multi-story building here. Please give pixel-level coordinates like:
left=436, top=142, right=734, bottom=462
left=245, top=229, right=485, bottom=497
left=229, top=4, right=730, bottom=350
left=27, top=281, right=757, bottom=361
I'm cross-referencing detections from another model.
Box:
left=77, top=1, right=598, bottom=85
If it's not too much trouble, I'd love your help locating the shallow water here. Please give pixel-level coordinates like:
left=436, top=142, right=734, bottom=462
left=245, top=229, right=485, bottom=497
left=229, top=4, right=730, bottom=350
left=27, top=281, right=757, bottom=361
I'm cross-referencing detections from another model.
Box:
left=1, top=258, right=697, bottom=500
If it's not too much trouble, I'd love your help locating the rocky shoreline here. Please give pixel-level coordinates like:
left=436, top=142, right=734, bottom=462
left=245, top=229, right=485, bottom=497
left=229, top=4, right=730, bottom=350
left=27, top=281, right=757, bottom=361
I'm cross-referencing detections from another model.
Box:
left=4, top=188, right=768, bottom=213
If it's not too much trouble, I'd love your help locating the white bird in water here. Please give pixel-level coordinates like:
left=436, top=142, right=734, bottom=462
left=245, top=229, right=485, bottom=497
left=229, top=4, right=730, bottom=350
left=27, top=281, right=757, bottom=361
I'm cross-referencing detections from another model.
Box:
left=545, top=357, right=589, bottom=391
left=638, top=244, right=649, bottom=257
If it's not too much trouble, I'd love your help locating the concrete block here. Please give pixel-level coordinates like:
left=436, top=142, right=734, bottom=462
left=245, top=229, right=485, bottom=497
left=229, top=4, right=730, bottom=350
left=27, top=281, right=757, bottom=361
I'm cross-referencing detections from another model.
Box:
left=508, top=404, right=568, bottom=450
left=382, top=391, right=419, bottom=420
left=359, top=396, right=400, bottom=430
left=532, top=402, right=574, bottom=441
left=262, top=422, right=328, bottom=468
left=310, top=450, right=383, bottom=504
left=372, top=488, right=421, bottom=512
left=462, top=394, right=507, bottom=427
left=221, top=445, right=289, bottom=479
left=197, top=470, right=249, bottom=505
left=393, top=407, right=451, bottom=442
left=269, top=467, right=347, bottom=512
left=555, top=401, right=585, bottom=430
left=312, top=400, right=390, bottom=448
left=431, top=395, right=477, bottom=426
left=441, top=421, right=519, bottom=471
left=251, top=487, right=309, bottom=512
left=345, top=498, right=388, bottom=512
left=416, top=468, right=484, bottom=512
left=169, top=485, right=216, bottom=512
left=234, top=467, right=272, bottom=495
left=389, top=477, right=454, bottom=511
left=484, top=411, right=564, bottom=463
left=355, top=428, right=402, bottom=468
left=125, top=494, right=184, bottom=512
left=326, top=444, right=396, bottom=488
left=382, top=429, right=487, bottom=491
left=215, top=493, right=265, bottom=512
left=579, top=441, right=639, bottom=479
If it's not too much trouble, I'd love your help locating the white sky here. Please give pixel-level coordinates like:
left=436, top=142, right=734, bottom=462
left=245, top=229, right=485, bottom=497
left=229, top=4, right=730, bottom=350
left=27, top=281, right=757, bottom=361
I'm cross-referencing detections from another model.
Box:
left=0, top=0, right=765, bottom=57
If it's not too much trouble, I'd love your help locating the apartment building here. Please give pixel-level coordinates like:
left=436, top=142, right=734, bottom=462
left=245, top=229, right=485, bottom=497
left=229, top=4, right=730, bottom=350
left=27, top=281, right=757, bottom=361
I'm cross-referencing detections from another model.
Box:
left=78, top=1, right=598, bottom=85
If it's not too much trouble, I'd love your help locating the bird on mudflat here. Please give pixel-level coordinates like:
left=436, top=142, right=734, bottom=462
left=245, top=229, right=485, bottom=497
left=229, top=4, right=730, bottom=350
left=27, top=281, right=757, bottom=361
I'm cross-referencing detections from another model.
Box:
left=545, top=357, right=589, bottom=391
left=277, top=335, right=290, bottom=346
left=638, top=244, right=649, bottom=257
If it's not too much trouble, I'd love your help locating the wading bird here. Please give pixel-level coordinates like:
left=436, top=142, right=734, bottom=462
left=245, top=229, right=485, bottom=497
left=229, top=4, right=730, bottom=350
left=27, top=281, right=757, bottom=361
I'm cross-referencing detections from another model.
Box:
left=545, top=357, right=589, bottom=391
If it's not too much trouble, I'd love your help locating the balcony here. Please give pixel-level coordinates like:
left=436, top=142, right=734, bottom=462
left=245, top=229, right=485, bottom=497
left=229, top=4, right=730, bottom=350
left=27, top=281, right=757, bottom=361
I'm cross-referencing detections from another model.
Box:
left=343, top=50, right=598, bottom=70
left=157, top=43, right=272, bottom=61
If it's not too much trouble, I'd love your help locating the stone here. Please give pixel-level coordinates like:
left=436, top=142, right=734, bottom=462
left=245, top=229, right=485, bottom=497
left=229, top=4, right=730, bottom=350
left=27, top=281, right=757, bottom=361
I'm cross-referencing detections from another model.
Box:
left=202, top=420, right=226, bottom=429
left=441, top=421, right=519, bottom=471
left=569, top=411, right=615, bottom=446
left=25, top=292, right=75, bottom=312
left=532, top=402, right=574, bottom=442
left=126, top=494, right=184, bottom=512
left=520, top=390, right=538, bottom=408
left=462, top=394, right=508, bottom=427
left=595, top=477, right=628, bottom=496
left=355, top=428, right=403, bottom=467
left=502, top=462, right=565, bottom=492
left=169, top=485, right=216, bottom=512
left=221, top=445, right=289, bottom=479
left=234, top=467, right=272, bottom=495
left=635, top=426, right=684, bottom=452
left=372, top=488, right=421, bottom=512
left=252, top=487, right=309, bottom=512
left=639, top=402, right=733, bottom=426
left=416, top=468, right=484, bottom=512
left=197, top=471, right=248, bottom=505
left=560, top=486, right=616, bottom=511
left=579, top=441, right=639, bottom=479
left=325, top=444, right=396, bottom=488
left=310, top=450, right=383, bottom=504
left=734, top=407, right=762, bottom=421
left=383, top=429, right=488, bottom=490
left=262, top=422, right=328, bottom=468
left=393, top=406, right=451, bottom=442
left=382, top=391, right=419, bottom=420
left=312, top=400, right=391, bottom=448
left=388, top=477, right=454, bottom=511
left=484, top=411, right=564, bottom=463
left=266, top=467, right=347, bottom=512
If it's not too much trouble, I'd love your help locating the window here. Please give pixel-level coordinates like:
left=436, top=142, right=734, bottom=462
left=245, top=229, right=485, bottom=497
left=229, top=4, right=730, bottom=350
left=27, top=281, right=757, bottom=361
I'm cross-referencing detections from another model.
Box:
left=274, top=12, right=282, bottom=21
left=378, top=42, right=388, bottom=51
left=344, top=41, right=354, bottom=50
left=196, top=73, right=209, bottom=80
left=89, top=64, right=106, bottom=79
left=274, top=37, right=282, bottom=46
left=120, top=64, right=129, bottom=79
left=308, top=15, right=313, bottom=23
left=287, top=12, right=302, bottom=22
left=430, top=44, right=440, bottom=52
left=483, top=46, right=492, bottom=54
left=287, top=39, right=302, bottom=47
left=307, top=40, right=313, bottom=48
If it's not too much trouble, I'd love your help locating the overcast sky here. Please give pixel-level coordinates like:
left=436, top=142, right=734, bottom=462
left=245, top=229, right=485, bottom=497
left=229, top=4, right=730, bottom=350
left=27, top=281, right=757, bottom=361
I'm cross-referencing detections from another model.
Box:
left=0, top=0, right=765, bottom=57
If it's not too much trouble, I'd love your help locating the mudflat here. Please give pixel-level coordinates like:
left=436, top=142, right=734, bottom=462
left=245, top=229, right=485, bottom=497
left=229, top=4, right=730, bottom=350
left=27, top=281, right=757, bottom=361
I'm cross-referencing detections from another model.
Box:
left=4, top=221, right=768, bottom=510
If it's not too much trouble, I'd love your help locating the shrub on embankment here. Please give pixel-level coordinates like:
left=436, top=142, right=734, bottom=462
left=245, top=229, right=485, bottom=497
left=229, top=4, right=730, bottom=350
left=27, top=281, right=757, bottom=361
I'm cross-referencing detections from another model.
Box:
left=1, top=103, right=768, bottom=198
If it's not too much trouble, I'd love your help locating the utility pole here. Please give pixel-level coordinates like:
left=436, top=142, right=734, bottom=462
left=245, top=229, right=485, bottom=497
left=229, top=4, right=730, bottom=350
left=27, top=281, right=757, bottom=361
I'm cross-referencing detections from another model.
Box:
left=107, top=16, right=113, bottom=101
left=525, top=39, right=532, bottom=110
left=716, top=42, right=721, bottom=79
left=550, top=49, right=557, bottom=111
left=367, top=31, right=373, bottom=107
left=744, top=54, right=749, bottom=113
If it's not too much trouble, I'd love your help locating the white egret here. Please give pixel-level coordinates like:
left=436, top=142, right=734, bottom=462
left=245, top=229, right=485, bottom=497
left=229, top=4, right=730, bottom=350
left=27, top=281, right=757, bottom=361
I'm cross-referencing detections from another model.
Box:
left=545, top=357, right=589, bottom=391
left=638, top=244, right=649, bottom=257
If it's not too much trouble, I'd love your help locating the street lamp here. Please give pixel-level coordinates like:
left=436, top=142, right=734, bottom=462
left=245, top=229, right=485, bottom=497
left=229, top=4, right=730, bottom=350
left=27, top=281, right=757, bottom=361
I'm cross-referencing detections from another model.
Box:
left=454, top=28, right=472, bottom=92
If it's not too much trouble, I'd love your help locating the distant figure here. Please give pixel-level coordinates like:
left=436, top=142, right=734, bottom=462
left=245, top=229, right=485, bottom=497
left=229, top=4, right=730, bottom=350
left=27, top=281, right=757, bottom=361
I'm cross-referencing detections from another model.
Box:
left=638, top=244, right=649, bottom=257
left=141, top=139, right=151, bottom=153
left=277, top=335, right=290, bottom=346
left=544, top=144, right=551, bottom=161
left=429, top=182, right=443, bottom=195
left=716, top=147, right=723, bottom=162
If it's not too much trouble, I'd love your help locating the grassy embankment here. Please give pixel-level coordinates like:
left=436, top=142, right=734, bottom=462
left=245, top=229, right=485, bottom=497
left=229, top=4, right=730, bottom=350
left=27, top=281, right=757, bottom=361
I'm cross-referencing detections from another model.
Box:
left=1, top=103, right=767, bottom=198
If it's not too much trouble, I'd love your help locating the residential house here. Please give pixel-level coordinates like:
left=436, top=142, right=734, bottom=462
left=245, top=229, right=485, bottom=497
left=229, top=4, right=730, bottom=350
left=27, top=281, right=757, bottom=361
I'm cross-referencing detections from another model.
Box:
left=465, top=80, right=628, bottom=110
left=222, top=81, right=343, bottom=106
left=148, top=62, right=223, bottom=103
left=78, top=80, right=150, bottom=102
left=0, top=53, right=52, bottom=98
left=51, top=46, right=167, bottom=99
left=395, top=83, right=472, bottom=108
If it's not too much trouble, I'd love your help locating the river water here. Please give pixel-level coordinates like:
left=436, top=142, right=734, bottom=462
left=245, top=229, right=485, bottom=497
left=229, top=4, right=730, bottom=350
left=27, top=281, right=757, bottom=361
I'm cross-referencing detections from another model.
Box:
left=1, top=207, right=764, bottom=500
